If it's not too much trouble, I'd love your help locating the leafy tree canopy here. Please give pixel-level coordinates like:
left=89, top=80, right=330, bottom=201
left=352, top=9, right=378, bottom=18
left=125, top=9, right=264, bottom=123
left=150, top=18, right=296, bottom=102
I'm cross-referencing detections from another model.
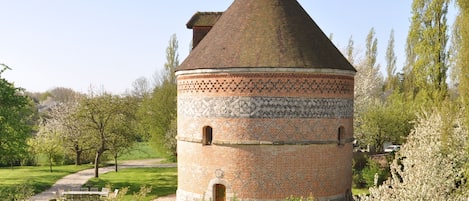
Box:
left=0, top=64, right=35, bottom=165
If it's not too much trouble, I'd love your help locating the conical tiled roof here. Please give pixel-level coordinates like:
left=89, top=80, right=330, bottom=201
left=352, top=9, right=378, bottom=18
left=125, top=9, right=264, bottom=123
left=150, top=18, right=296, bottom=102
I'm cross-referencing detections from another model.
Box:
left=177, top=0, right=356, bottom=72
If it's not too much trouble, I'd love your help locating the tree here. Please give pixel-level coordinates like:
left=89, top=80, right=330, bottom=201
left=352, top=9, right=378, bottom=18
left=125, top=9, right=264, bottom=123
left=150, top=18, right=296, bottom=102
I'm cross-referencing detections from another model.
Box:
left=455, top=1, right=469, bottom=118
left=355, top=94, right=415, bottom=152
left=163, top=34, right=179, bottom=84
left=138, top=34, right=179, bottom=160
left=354, top=29, right=384, bottom=146
left=354, top=28, right=383, bottom=113
left=0, top=64, right=35, bottom=166
left=34, top=121, right=63, bottom=172
left=77, top=91, right=137, bottom=177
left=344, top=36, right=357, bottom=65
left=49, top=87, right=82, bottom=103
left=365, top=27, right=379, bottom=70
left=106, top=96, right=139, bottom=172
left=130, top=77, right=152, bottom=100
left=404, top=0, right=450, bottom=103
left=384, top=29, right=399, bottom=92
left=455, top=0, right=469, bottom=187
left=359, top=108, right=468, bottom=200
left=53, top=101, right=91, bottom=165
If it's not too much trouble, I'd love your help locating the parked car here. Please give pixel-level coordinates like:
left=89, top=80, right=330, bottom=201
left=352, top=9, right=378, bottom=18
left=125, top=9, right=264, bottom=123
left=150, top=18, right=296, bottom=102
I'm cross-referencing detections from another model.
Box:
left=384, top=145, right=401, bottom=153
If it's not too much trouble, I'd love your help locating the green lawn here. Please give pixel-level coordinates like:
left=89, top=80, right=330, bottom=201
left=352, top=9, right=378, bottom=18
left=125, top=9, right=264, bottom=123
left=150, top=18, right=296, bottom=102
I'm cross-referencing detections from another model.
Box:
left=352, top=188, right=369, bottom=196
left=86, top=167, right=177, bottom=201
left=0, top=141, right=171, bottom=200
left=117, top=142, right=165, bottom=160
left=0, top=165, right=92, bottom=195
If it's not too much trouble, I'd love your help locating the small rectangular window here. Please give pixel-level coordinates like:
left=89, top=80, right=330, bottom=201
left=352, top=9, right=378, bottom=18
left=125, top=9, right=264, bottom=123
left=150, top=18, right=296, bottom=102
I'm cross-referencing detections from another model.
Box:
left=338, top=126, right=345, bottom=145
left=203, top=126, right=213, bottom=145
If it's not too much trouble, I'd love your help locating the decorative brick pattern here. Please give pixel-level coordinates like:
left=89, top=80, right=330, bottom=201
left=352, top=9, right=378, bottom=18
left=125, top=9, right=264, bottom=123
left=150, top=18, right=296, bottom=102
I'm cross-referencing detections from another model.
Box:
left=177, top=73, right=354, bottom=98
left=178, top=96, right=353, bottom=119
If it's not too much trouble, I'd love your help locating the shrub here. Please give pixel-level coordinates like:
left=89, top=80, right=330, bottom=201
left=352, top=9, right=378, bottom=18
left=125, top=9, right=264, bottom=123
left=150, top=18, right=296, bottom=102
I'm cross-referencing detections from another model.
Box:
left=361, top=158, right=389, bottom=187
left=0, top=183, right=34, bottom=201
left=359, top=110, right=469, bottom=200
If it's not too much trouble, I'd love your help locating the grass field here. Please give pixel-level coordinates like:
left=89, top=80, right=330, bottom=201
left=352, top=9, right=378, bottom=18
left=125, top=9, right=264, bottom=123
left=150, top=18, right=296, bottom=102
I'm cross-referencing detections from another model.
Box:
left=86, top=167, right=177, bottom=201
left=117, top=142, right=165, bottom=160
left=0, top=165, right=92, bottom=194
left=0, top=141, right=165, bottom=199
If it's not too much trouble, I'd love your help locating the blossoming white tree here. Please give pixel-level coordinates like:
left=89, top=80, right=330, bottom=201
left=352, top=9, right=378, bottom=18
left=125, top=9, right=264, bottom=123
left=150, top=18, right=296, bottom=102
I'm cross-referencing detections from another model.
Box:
left=359, top=109, right=468, bottom=200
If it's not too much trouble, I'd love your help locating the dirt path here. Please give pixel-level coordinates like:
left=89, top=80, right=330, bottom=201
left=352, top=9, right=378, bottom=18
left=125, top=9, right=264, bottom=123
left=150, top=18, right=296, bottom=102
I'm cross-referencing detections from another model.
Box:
left=30, top=159, right=176, bottom=201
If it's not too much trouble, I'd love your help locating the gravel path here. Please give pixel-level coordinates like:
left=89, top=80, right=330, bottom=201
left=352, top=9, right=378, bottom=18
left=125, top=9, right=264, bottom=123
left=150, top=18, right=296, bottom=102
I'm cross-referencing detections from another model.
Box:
left=29, top=159, right=176, bottom=201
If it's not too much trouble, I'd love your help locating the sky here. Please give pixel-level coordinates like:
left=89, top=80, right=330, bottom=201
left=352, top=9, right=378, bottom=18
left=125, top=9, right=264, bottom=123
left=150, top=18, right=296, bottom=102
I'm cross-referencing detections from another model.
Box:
left=0, top=1, right=457, bottom=94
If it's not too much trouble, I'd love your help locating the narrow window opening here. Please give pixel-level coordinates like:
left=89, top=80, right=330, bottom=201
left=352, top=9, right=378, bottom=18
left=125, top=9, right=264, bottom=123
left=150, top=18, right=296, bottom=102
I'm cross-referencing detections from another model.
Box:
left=338, top=126, right=345, bottom=145
left=203, top=126, right=213, bottom=145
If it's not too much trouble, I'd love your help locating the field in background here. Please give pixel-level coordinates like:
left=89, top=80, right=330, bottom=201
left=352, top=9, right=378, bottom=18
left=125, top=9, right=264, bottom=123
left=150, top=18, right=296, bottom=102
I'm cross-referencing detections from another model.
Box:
left=118, top=142, right=164, bottom=160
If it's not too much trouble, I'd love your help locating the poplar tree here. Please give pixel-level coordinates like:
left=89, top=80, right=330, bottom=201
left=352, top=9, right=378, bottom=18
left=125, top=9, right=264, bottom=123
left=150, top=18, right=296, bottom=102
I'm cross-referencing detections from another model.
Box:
left=354, top=28, right=383, bottom=112
left=456, top=0, right=469, bottom=185
left=345, top=36, right=356, bottom=65
left=404, top=0, right=450, bottom=103
left=384, top=29, right=399, bottom=91
left=456, top=0, right=469, bottom=116
left=139, top=34, right=179, bottom=160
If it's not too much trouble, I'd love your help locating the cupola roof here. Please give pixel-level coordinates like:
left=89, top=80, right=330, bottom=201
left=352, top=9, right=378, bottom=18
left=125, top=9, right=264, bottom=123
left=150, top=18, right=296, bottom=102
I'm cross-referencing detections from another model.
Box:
left=178, top=0, right=356, bottom=72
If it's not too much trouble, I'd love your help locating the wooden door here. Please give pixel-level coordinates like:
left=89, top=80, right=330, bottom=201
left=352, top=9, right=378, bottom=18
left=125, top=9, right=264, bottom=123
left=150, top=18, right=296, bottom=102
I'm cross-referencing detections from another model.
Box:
left=214, top=184, right=226, bottom=201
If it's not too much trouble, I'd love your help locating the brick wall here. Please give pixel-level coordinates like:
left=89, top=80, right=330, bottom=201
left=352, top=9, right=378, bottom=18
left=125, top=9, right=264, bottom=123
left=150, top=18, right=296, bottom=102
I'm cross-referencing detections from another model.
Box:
left=177, top=71, right=354, bottom=201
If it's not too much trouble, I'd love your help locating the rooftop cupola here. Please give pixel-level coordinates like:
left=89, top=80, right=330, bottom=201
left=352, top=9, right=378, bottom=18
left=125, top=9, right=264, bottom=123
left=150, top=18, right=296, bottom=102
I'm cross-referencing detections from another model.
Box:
left=186, top=12, right=223, bottom=49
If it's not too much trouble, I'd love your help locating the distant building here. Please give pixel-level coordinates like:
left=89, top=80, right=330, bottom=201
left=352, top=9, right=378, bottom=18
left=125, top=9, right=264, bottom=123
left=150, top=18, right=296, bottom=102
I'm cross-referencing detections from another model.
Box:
left=175, top=0, right=356, bottom=201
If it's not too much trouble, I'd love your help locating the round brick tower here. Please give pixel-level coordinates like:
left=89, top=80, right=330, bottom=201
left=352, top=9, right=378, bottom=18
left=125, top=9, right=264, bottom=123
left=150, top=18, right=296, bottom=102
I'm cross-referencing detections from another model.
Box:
left=176, top=0, right=356, bottom=201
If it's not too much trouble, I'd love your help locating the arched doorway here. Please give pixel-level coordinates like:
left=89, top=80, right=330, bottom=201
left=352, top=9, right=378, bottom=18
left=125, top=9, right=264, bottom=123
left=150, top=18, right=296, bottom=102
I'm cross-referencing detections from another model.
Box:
left=214, top=184, right=226, bottom=201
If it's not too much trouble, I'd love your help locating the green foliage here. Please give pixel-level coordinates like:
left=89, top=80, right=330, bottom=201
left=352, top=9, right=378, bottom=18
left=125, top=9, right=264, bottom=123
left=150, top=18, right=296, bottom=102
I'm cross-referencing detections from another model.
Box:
left=138, top=35, right=179, bottom=161
left=404, top=0, right=450, bottom=103
left=33, top=120, right=65, bottom=172
left=361, top=158, right=389, bottom=188
left=356, top=93, right=415, bottom=152
left=0, top=183, right=34, bottom=201
left=352, top=159, right=366, bottom=188
left=455, top=0, right=469, bottom=187
left=365, top=27, right=379, bottom=69
left=360, top=109, right=469, bottom=200
left=345, top=36, right=356, bottom=65
left=353, top=155, right=390, bottom=189
left=139, top=82, right=177, bottom=160
left=76, top=92, right=139, bottom=177
left=384, top=29, right=399, bottom=91
left=0, top=65, right=35, bottom=166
